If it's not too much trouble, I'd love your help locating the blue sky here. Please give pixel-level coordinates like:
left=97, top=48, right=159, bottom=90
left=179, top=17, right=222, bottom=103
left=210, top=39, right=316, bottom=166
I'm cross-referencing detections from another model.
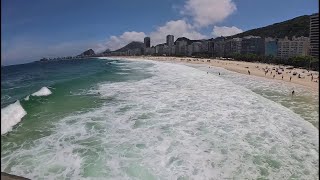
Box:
left=1, top=0, right=318, bottom=65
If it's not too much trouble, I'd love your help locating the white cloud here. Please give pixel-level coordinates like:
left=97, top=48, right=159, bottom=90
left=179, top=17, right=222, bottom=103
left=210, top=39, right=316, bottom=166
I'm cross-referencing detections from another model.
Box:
left=149, top=20, right=207, bottom=45
left=95, top=31, right=146, bottom=52
left=97, top=20, right=207, bottom=51
left=212, top=26, right=243, bottom=37
left=182, top=0, right=236, bottom=27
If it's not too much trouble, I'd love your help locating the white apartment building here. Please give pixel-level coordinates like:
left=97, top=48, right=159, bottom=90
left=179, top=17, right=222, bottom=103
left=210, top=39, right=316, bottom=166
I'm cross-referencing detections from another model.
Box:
left=192, top=42, right=202, bottom=53
left=277, top=36, right=310, bottom=59
left=310, top=13, right=319, bottom=58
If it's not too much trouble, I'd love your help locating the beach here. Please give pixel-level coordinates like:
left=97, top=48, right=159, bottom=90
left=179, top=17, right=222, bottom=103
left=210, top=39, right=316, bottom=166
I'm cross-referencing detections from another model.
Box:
left=116, top=56, right=319, bottom=92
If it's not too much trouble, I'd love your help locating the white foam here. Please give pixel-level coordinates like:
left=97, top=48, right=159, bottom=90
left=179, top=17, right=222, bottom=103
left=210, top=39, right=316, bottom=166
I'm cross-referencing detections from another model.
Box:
left=187, top=63, right=319, bottom=127
left=24, top=96, right=30, bottom=101
left=31, top=87, right=52, bottom=97
left=1, top=60, right=318, bottom=179
left=1, top=101, right=27, bottom=135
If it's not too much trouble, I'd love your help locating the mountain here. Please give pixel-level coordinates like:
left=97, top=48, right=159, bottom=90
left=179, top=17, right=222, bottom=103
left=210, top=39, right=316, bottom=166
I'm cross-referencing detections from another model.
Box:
left=114, top=41, right=144, bottom=52
left=79, top=49, right=95, bottom=56
left=102, top=49, right=111, bottom=54
left=227, top=15, right=310, bottom=39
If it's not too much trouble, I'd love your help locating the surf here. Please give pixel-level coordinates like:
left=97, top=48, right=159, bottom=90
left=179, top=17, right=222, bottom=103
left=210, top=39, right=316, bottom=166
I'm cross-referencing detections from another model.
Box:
left=1, top=60, right=318, bottom=179
left=1, top=101, right=27, bottom=135
left=1, top=86, right=52, bottom=135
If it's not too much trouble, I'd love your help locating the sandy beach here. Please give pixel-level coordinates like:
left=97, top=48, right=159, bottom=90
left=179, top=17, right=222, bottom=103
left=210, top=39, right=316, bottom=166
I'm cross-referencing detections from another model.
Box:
left=112, top=56, right=319, bottom=92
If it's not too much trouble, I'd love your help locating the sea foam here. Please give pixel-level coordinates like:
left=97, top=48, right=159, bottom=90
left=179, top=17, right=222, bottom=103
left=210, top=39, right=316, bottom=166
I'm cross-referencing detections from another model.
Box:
left=1, top=101, right=27, bottom=135
left=31, top=87, right=52, bottom=96
left=1, top=60, right=318, bottom=179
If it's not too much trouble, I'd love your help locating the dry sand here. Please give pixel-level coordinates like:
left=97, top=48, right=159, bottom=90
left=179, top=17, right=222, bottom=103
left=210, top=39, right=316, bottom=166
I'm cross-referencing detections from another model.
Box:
left=114, top=56, right=319, bottom=92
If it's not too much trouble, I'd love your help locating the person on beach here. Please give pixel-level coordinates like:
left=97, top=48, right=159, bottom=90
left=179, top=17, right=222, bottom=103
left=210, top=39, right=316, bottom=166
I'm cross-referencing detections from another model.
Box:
left=282, top=75, right=283, bottom=80
left=292, top=90, right=295, bottom=96
left=290, top=76, right=292, bottom=81
left=219, top=72, right=220, bottom=75
left=248, top=70, right=250, bottom=75
left=311, top=75, right=313, bottom=81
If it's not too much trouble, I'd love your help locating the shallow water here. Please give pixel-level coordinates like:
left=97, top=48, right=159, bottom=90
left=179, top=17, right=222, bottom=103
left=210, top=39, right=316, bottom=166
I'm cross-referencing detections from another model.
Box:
left=188, top=63, right=319, bottom=129
left=1, top=58, right=319, bottom=179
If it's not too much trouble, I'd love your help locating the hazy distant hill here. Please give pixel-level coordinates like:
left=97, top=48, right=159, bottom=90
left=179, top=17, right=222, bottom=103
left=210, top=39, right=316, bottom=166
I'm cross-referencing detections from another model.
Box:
left=227, top=15, right=310, bottom=39
left=79, top=49, right=95, bottom=56
left=114, top=41, right=144, bottom=52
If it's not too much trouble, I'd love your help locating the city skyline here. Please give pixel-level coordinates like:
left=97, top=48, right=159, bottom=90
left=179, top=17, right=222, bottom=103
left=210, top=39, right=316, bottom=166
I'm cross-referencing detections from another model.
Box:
left=2, top=0, right=319, bottom=65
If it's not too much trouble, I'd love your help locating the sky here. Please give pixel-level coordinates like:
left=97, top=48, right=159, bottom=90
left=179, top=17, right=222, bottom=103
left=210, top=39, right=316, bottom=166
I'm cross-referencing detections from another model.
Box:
left=1, top=0, right=319, bottom=65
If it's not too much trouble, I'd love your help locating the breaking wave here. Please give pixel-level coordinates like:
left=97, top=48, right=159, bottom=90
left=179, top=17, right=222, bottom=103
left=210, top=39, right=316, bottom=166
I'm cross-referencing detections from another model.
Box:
left=1, top=101, right=27, bottom=135
left=1, top=60, right=318, bottom=179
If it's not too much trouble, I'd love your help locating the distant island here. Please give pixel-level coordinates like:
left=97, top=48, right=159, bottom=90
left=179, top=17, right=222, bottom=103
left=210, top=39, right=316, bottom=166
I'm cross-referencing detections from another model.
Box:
left=37, top=49, right=96, bottom=62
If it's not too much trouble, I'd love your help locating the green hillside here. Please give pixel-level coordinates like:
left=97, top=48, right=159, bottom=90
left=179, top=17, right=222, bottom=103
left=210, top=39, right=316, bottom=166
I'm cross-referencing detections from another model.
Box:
left=228, top=15, right=310, bottom=39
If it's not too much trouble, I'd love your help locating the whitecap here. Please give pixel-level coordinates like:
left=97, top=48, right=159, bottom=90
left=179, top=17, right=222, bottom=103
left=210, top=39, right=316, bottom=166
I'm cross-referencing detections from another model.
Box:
left=1, top=60, right=318, bottom=179
left=24, top=95, right=30, bottom=101
left=31, top=87, right=52, bottom=97
left=1, top=101, right=27, bottom=135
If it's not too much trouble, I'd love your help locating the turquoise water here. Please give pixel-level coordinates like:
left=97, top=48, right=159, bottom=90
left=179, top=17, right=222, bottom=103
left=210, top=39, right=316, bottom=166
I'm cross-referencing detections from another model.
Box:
left=1, top=58, right=318, bottom=179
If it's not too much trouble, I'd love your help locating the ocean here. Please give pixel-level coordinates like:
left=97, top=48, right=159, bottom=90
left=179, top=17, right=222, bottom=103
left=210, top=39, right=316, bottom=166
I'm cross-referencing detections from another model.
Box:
left=1, top=57, right=319, bottom=179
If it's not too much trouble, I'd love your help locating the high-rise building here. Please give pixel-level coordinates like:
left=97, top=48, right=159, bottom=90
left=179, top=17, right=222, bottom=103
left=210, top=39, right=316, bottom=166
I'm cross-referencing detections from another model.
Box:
left=144, top=37, right=151, bottom=48
left=200, top=41, right=209, bottom=53
left=277, top=36, right=310, bottom=59
left=175, top=37, right=189, bottom=56
left=310, top=13, right=319, bottom=58
left=225, top=38, right=242, bottom=56
left=213, top=37, right=226, bottom=57
left=191, top=42, right=202, bottom=54
left=166, top=35, right=174, bottom=47
left=155, top=43, right=166, bottom=55
left=241, top=36, right=265, bottom=55
left=264, top=37, right=278, bottom=57
left=208, top=41, right=214, bottom=56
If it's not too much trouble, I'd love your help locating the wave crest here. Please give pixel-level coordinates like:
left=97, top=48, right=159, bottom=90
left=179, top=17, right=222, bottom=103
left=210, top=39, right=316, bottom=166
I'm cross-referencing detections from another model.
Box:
left=1, top=101, right=27, bottom=135
left=31, top=87, right=52, bottom=97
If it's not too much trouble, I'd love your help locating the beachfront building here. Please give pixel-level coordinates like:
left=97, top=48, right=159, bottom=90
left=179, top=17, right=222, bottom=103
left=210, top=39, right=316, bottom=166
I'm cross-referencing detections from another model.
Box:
left=150, top=46, right=156, bottom=55
left=175, top=37, right=189, bottom=56
left=163, top=44, right=171, bottom=55
left=187, top=44, right=193, bottom=56
left=309, top=13, right=319, bottom=58
left=166, top=35, right=174, bottom=47
left=264, top=37, right=278, bottom=57
left=277, top=36, right=310, bottom=59
left=170, top=46, right=175, bottom=56
left=126, top=48, right=142, bottom=56
left=155, top=43, right=166, bottom=55
left=224, top=38, right=242, bottom=57
left=145, top=47, right=155, bottom=55
left=241, top=36, right=265, bottom=55
left=191, top=42, right=202, bottom=54
left=213, top=37, right=226, bottom=57
left=201, top=41, right=210, bottom=53
left=165, top=35, right=175, bottom=56
left=208, top=40, right=214, bottom=56
left=144, top=37, right=150, bottom=48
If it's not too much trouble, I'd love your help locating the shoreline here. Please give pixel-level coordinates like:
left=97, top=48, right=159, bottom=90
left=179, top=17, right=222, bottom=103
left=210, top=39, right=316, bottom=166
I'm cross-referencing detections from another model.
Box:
left=105, top=56, right=319, bottom=93
left=1, top=172, right=30, bottom=180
